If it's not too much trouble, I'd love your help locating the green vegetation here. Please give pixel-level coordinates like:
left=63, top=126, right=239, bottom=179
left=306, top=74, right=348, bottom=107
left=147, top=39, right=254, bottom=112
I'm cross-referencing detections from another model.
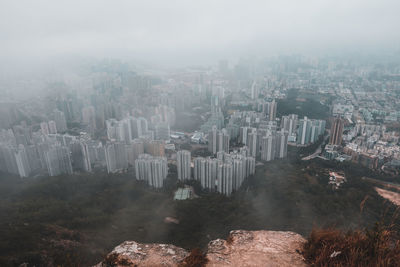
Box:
left=0, top=156, right=398, bottom=266
left=277, top=89, right=330, bottom=120
left=174, top=107, right=207, bottom=133
left=287, top=134, right=325, bottom=158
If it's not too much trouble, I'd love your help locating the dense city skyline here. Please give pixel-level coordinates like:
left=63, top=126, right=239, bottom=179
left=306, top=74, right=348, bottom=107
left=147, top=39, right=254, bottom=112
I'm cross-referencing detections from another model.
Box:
left=1, top=1, right=400, bottom=266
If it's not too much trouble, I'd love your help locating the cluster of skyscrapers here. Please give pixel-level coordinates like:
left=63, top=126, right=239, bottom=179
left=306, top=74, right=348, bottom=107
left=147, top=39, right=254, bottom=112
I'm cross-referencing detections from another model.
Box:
left=0, top=109, right=80, bottom=178
left=239, top=122, right=289, bottom=161
left=326, top=120, right=400, bottom=170
left=0, top=125, right=92, bottom=177
left=39, top=109, right=68, bottom=136
left=208, top=126, right=230, bottom=155
left=296, top=116, right=326, bottom=145
left=281, top=114, right=299, bottom=139
left=193, top=148, right=255, bottom=196
left=260, top=129, right=289, bottom=161
left=103, top=114, right=172, bottom=174
left=104, top=137, right=168, bottom=174
left=174, top=147, right=256, bottom=196
left=256, top=99, right=277, bottom=122
left=0, top=109, right=170, bottom=178
left=135, top=154, right=168, bottom=188
left=222, top=106, right=325, bottom=163
left=106, top=116, right=152, bottom=143
left=150, top=105, right=176, bottom=130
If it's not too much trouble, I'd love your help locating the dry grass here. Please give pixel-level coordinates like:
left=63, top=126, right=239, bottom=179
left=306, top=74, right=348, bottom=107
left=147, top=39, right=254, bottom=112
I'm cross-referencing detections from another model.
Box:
left=302, top=222, right=400, bottom=267
left=179, top=248, right=208, bottom=267
left=226, top=233, right=234, bottom=245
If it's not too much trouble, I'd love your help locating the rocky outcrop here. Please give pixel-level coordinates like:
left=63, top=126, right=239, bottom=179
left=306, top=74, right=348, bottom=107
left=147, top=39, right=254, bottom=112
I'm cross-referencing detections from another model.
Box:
left=96, top=230, right=307, bottom=267
left=95, top=241, right=189, bottom=267
left=375, top=187, right=400, bottom=206
left=206, top=230, right=307, bottom=267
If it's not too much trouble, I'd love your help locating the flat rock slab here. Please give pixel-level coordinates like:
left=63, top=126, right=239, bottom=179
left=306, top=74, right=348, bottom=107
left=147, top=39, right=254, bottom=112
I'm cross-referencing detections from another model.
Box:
left=95, top=230, right=307, bottom=267
left=207, top=230, right=307, bottom=267
left=95, top=241, right=189, bottom=267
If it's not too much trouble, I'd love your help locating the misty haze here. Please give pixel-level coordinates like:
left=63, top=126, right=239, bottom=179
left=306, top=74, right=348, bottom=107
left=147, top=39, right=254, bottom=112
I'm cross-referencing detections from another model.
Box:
left=0, top=1, right=400, bottom=266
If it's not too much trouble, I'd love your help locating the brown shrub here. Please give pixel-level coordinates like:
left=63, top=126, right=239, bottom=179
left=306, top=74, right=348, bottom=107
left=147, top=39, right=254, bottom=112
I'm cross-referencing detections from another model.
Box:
left=302, top=223, right=400, bottom=267
left=179, top=248, right=208, bottom=267
left=104, top=252, right=132, bottom=267
left=226, top=233, right=234, bottom=245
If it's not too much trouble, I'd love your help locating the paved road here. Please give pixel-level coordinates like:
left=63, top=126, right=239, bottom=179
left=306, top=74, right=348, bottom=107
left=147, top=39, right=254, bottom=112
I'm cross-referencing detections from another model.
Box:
left=301, top=133, right=330, bottom=161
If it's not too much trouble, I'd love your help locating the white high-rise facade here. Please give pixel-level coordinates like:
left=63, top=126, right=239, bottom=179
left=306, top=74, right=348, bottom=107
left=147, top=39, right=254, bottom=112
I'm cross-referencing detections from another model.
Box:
left=208, top=126, right=229, bottom=155
left=281, top=114, right=298, bottom=135
left=276, top=130, right=289, bottom=158
left=48, top=120, right=57, bottom=134
left=53, top=109, right=67, bottom=132
left=14, top=145, right=31, bottom=177
left=247, top=129, right=258, bottom=158
left=177, top=150, right=191, bottom=181
left=135, top=154, right=168, bottom=188
left=105, top=142, right=128, bottom=173
left=261, top=133, right=276, bottom=161
left=194, top=150, right=255, bottom=196
left=45, top=145, right=73, bottom=176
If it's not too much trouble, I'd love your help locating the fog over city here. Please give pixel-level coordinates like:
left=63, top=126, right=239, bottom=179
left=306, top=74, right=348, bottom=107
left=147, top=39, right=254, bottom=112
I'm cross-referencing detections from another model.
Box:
left=1, top=1, right=400, bottom=266
left=1, top=0, right=400, bottom=70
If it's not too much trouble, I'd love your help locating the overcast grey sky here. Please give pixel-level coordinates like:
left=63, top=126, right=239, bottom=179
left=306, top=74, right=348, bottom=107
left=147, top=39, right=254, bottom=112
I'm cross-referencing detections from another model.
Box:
left=1, top=0, right=400, bottom=67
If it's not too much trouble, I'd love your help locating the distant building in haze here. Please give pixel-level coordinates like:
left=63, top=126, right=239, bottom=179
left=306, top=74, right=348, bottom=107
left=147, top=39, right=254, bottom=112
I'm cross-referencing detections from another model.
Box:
left=53, top=109, right=68, bottom=132
left=329, top=117, right=344, bottom=146
left=208, top=126, right=229, bottom=155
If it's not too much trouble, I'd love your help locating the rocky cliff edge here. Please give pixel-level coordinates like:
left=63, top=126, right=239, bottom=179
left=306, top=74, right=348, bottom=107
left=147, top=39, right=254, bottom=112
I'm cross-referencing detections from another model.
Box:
left=95, top=230, right=307, bottom=267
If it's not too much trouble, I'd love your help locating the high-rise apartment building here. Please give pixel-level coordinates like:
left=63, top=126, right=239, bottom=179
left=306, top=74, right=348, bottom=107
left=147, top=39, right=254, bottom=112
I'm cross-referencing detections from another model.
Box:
left=194, top=150, right=255, bottom=196
left=239, top=127, right=249, bottom=145
left=193, top=157, right=206, bottom=184
left=247, top=129, right=258, bottom=158
left=155, top=122, right=170, bottom=141
left=276, top=130, right=289, bottom=158
left=250, top=81, right=259, bottom=100
left=217, top=163, right=233, bottom=196
left=104, top=142, right=128, bottom=173
left=70, top=141, right=92, bottom=172
left=297, top=116, right=326, bottom=145
left=268, top=100, right=277, bottom=121
left=297, top=116, right=311, bottom=145
left=208, top=125, right=218, bottom=154
left=82, top=106, right=97, bottom=134
left=208, top=126, right=229, bottom=155
left=45, top=145, right=73, bottom=176
left=144, top=140, right=165, bottom=157
left=329, top=117, right=344, bottom=146
left=135, top=154, right=168, bottom=188
left=126, top=139, right=144, bottom=165
left=177, top=150, right=191, bottom=181
left=48, top=120, right=57, bottom=134
left=14, top=145, right=31, bottom=177
left=261, top=133, right=276, bottom=161
left=281, top=114, right=298, bottom=135
left=53, top=109, right=68, bottom=132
